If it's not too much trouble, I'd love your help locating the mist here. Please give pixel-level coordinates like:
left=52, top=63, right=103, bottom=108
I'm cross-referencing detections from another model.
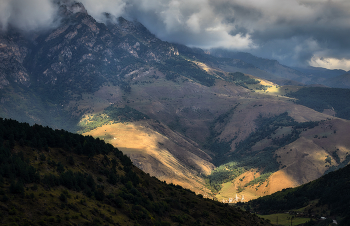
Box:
left=0, top=0, right=58, bottom=32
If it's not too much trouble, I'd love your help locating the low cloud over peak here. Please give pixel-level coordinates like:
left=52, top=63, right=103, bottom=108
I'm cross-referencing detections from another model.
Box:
left=1, top=0, right=350, bottom=70
left=0, top=0, right=58, bottom=32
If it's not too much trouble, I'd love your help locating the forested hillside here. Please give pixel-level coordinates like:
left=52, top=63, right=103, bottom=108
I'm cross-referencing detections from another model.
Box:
left=241, top=163, right=350, bottom=225
left=0, top=118, right=271, bottom=226
left=287, top=87, right=350, bottom=120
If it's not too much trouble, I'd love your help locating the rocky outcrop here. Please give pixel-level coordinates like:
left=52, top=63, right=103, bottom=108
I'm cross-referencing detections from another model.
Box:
left=0, top=35, right=30, bottom=88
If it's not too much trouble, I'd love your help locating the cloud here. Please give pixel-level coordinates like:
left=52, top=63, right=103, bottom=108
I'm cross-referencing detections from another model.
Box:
left=77, top=0, right=350, bottom=69
left=310, top=57, right=350, bottom=71
left=79, top=0, right=126, bottom=23
left=0, top=0, right=58, bottom=32
left=78, top=0, right=254, bottom=49
left=2, top=0, right=350, bottom=69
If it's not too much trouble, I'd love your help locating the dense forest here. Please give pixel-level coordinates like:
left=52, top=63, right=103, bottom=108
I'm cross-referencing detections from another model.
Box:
left=78, top=105, right=149, bottom=133
left=287, top=87, right=350, bottom=120
left=0, top=118, right=271, bottom=226
left=156, top=57, right=216, bottom=87
left=228, top=72, right=260, bottom=88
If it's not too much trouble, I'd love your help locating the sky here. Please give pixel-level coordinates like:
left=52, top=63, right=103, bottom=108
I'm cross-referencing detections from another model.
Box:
left=1, top=0, right=350, bottom=70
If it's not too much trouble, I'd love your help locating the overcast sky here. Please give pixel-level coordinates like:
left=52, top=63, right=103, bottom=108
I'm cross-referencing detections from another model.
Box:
left=1, top=0, right=350, bottom=70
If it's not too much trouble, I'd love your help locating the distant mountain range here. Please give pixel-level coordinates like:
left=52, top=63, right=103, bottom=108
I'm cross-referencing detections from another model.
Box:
left=210, top=49, right=350, bottom=88
left=1, top=0, right=350, bottom=204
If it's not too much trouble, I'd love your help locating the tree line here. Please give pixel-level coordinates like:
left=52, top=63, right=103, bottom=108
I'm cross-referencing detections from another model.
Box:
left=0, top=117, right=272, bottom=226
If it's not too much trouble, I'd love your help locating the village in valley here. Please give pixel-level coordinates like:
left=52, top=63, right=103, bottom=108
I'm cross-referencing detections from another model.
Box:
left=222, top=194, right=245, bottom=204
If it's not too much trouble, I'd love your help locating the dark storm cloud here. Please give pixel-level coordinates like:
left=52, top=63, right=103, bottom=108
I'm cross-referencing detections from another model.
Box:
left=1, top=0, right=350, bottom=69
left=80, top=0, right=255, bottom=49
left=78, top=0, right=350, bottom=68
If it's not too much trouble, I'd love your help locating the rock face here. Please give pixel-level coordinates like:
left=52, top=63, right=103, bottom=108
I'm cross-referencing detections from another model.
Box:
left=0, top=34, right=30, bottom=88
left=0, top=1, right=185, bottom=127
left=26, top=8, right=179, bottom=100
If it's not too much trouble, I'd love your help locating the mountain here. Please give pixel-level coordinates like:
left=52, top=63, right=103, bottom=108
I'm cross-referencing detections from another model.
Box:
left=325, top=72, right=350, bottom=89
left=0, top=118, right=272, bottom=226
left=0, top=1, right=220, bottom=196
left=292, top=66, right=346, bottom=80
left=242, top=162, right=350, bottom=225
left=210, top=49, right=350, bottom=88
left=1, top=1, right=350, bottom=203
left=293, top=66, right=347, bottom=87
left=286, top=87, right=350, bottom=120
left=209, top=49, right=307, bottom=84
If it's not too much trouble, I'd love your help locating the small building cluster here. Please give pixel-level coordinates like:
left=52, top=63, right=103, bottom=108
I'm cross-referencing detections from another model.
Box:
left=222, top=194, right=245, bottom=203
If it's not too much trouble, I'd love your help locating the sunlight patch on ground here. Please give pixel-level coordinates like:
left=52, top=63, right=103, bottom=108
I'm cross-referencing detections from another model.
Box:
left=189, top=59, right=227, bottom=79
left=215, top=168, right=301, bottom=203
left=191, top=60, right=212, bottom=73
left=251, top=77, right=278, bottom=95
left=83, top=122, right=167, bottom=159
left=215, top=170, right=262, bottom=202
left=253, top=79, right=302, bottom=97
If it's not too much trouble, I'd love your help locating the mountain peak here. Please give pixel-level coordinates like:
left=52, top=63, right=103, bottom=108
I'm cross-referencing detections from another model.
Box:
left=57, top=0, right=88, bottom=16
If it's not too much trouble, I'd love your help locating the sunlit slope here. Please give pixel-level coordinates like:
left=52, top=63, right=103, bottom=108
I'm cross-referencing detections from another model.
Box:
left=72, top=69, right=247, bottom=197
left=83, top=120, right=214, bottom=197
left=209, top=111, right=350, bottom=201
left=216, top=170, right=299, bottom=202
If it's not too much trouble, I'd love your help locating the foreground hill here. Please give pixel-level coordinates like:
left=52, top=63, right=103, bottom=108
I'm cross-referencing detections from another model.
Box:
left=241, top=163, right=350, bottom=225
left=0, top=118, right=271, bottom=226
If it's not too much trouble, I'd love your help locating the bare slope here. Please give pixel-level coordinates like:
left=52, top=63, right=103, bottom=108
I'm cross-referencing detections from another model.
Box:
left=83, top=120, right=214, bottom=197
left=74, top=63, right=350, bottom=202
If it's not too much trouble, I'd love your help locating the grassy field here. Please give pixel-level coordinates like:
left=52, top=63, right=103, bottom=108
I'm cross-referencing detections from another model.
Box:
left=258, top=213, right=311, bottom=226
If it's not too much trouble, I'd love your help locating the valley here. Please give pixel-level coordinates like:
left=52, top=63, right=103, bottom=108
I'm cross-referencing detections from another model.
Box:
left=1, top=0, right=350, bottom=209
left=73, top=65, right=350, bottom=202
